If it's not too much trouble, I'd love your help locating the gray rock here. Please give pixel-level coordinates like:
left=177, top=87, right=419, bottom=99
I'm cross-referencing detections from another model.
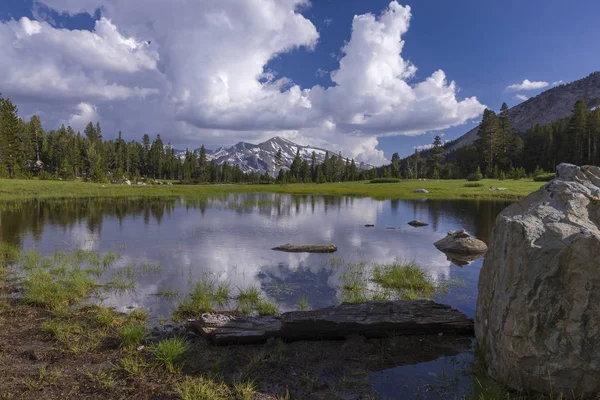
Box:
left=434, top=229, right=487, bottom=255
left=272, top=244, right=337, bottom=253
left=476, top=163, right=600, bottom=397
left=488, top=187, right=507, bottom=191
left=412, top=189, right=429, bottom=194
left=408, top=220, right=429, bottom=227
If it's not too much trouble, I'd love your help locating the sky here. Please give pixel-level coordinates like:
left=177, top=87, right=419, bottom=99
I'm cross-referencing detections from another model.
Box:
left=0, top=0, right=599, bottom=164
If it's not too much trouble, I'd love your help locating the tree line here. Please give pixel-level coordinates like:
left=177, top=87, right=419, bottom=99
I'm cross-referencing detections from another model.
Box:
left=0, top=94, right=374, bottom=184
left=392, top=99, right=600, bottom=180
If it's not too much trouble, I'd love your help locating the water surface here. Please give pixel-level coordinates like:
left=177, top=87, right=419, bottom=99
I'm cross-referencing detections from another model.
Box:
left=0, top=194, right=511, bottom=398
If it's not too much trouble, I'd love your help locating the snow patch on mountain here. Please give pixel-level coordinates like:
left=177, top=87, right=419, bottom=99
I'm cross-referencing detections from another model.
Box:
left=175, top=137, right=373, bottom=176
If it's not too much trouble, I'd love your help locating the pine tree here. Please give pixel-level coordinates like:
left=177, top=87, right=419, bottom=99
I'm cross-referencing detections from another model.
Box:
left=199, top=145, right=207, bottom=182
left=428, top=136, right=445, bottom=178
left=569, top=98, right=588, bottom=165
left=290, top=149, right=301, bottom=182
left=275, top=148, right=283, bottom=175
left=310, top=151, right=317, bottom=182
left=0, top=95, right=25, bottom=177
left=476, top=109, right=499, bottom=177
left=390, top=152, right=400, bottom=178
left=496, top=103, right=511, bottom=168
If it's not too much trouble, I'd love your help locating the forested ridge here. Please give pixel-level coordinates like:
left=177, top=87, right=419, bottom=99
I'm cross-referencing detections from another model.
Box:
left=391, top=98, right=600, bottom=180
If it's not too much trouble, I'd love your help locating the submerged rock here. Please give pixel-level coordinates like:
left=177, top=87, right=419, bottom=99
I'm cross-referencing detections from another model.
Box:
left=364, top=224, right=375, bottom=227
left=272, top=244, right=337, bottom=253
left=476, top=164, right=600, bottom=397
left=408, top=220, right=429, bottom=227
left=433, top=229, right=487, bottom=255
left=412, top=189, right=429, bottom=193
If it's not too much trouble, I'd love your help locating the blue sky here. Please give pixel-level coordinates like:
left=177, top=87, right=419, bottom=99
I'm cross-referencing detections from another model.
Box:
left=1, top=0, right=599, bottom=162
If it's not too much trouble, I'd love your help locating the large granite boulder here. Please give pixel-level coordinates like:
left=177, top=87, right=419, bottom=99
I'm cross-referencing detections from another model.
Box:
left=476, top=164, right=600, bottom=397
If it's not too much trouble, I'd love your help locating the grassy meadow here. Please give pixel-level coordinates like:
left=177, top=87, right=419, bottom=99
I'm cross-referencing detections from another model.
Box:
left=0, top=177, right=545, bottom=202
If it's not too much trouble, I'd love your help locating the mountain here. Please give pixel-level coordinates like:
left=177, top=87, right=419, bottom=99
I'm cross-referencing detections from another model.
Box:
left=448, top=72, right=600, bottom=151
left=176, top=137, right=374, bottom=176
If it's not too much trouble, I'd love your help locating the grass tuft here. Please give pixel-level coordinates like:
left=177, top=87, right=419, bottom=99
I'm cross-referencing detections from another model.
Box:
left=234, top=379, right=258, bottom=400
left=297, top=296, right=310, bottom=311
left=22, top=268, right=99, bottom=310
left=118, top=325, right=146, bottom=349
left=175, top=376, right=231, bottom=400
left=154, top=337, right=190, bottom=373
left=372, top=261, right=440, bottom=300
left=173, top=276, right=231, bottom=319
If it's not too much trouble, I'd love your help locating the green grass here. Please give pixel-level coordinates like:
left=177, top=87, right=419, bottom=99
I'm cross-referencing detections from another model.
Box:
left=173, top=276, right=231, bottom=319
left=234, top=379, right=258, bottom=400
left=372, top=261, right=443, bottom=300
left=118, top=325, right=146, bottom=349
left=22, top=267, right=100, bottom=310
left=236, top=285, right=262, bottom=305
left=297, top=297, right=310, bottom=311
left=175, top=375, right=231, bottom=400
left=337, top=259, right=454, bottom=303
left=114, top=356, right=147, bottom=377
left=0, top=178, right=543, bottom=202
left=155, top=289, right=179, bottom=298
left=104, top=276, right=136, bottom=292
left=256, top=300, right=279, bottom=316
left=154, top=337, right=190, bottom=373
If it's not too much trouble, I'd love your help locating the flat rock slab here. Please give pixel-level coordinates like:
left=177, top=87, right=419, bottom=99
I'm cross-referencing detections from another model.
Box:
left=412, top=189, right=429, bottom=193
left=189, top=300, right=474, bottom=345
left=272, top=244, right=337, bottom=253
left=408, top=220, right=429, bottom=227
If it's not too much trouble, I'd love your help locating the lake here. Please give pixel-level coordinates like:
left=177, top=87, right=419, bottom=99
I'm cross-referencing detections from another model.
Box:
left=0, top=194, right=512, bottom=398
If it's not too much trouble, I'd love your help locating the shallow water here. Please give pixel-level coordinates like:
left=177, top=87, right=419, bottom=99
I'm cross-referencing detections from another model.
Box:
left=1, top=194, right=512, bottom=398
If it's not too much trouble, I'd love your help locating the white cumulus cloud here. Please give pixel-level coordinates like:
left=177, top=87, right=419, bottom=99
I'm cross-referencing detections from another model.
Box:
left=66, top=103, right=99, bottom=132
left=506, top=79, right=549, bottom=92
left=1, top=0, right=485, bottom=165
left=515, top=94, right=529, bottom=102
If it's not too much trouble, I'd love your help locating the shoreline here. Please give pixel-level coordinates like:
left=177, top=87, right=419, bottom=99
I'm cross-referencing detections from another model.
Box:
left=0, top=178, right=543, bottom=202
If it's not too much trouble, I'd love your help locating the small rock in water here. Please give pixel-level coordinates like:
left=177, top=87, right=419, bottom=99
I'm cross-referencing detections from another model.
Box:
left=364, top=224, right=375, bottom=227
left=408, top=220, right=429, bottom=227
left=386, top=227, right=396, bottom=230
left=434, top=229, right=487, bottom=255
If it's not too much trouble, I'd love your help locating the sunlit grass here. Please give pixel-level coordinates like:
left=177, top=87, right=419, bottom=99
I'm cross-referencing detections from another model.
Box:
left=22, top=268, right=100, bottom=310
left=0, top=178, right=543, bottom=202
left=173, top=275, right=231, bottom=319
left=336, top=259, right=455, bottom=303
left=372, top=261, right=442, bottom=300
left=175, top=375, right=231, bottom=400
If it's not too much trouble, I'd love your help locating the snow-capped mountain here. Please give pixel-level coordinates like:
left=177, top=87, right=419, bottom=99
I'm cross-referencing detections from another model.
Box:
left=176, top=137, right=373, bottom=176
